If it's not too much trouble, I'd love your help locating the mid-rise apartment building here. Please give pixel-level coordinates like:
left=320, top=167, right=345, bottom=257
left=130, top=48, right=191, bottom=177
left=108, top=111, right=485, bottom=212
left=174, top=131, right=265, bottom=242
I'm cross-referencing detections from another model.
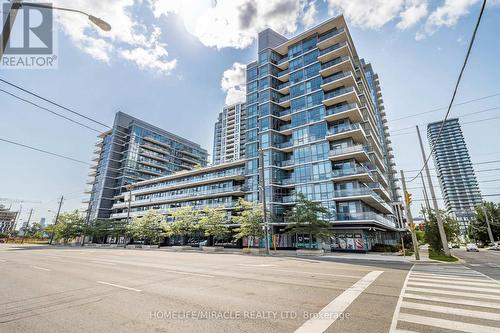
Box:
left=0, top=205, right=18, bottom=233
left=103, top=15, right=401, bottom=251
left=213, top=103, right=246, bottom=164
left=427, top=118, right=482, bottom=234
left=85, top=112, right=208, bottom=220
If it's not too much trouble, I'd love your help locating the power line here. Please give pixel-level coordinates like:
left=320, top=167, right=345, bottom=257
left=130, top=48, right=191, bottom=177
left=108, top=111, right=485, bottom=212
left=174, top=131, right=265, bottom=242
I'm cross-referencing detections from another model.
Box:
left=403, top=159, right=500, bottom=172
left=388, top=91, right=500, bottom=123
left=0, top=78, right=110, bottom=129
left=408, top=0, right=487, bottom=183
left=0, top=88, right=102, bottom=133
left=391, top=105, right=500, bottom=133
left=0, top=138, right=91, bottom=166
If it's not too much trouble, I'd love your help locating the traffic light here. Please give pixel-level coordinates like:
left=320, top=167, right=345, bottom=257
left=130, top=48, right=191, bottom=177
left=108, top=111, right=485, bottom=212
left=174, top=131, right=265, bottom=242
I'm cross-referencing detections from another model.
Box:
left=404, top=191, right=412, bottom=206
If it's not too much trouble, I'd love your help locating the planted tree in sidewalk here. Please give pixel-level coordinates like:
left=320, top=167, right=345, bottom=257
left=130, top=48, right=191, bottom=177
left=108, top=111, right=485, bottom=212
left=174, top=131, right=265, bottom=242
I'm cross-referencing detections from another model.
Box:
left=198, top=206, right=229, bottom=246
left=87, top=219, right=128, bottom=243
left=283, top=193, right=332, bottom=249
left=468, top=202, right=500, bottom=243
left=165, top=207, right=198, bottom=245
left=423, top=208, right=460, bottom=252
left=46, top=210, right=86, bottom=244
left=127, top=210, right=165, bottom=245
left=232, top=199, right=264, bottom=248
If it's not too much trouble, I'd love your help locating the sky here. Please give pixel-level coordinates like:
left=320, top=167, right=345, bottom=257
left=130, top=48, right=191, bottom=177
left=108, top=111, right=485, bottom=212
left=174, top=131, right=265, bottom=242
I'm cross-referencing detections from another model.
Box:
left=1, top=0, right=500, bottom=226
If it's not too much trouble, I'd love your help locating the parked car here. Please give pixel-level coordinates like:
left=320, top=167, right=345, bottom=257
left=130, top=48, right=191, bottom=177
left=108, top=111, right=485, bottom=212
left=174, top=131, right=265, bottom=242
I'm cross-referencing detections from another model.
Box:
left=451, top=243, right=460, bottom=249
left=488, top=243, right=500, bottom=251
left=466, top=243, right=479, bottom=252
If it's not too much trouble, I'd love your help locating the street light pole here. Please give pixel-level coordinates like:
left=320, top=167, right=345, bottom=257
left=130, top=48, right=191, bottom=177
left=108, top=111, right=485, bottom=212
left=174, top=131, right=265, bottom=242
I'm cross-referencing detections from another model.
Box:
left=400, top=170, right=420, bottom=260
left=258, top=148, right=270, bottom=255
left=1, top=1, right=111, bottom=60
left=20, top=208, right=33, bottom=244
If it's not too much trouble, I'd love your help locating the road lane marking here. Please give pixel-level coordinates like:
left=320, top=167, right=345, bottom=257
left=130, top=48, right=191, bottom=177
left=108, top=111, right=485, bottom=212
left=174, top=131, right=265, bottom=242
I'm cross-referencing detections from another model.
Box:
left=408, top=277, right=497, bottom=288
left=389, top=266, right=414, bottom=333
left=410, top=272, right=487, bottom=282
left=401, top=301, right=500, bottom=321
left=91, top=260, right=116, bottom=266
left=294, top=270, right=383, bottom=333
left=31, top=266, right=51, bottom=271
left=96, top=281, right=141, bottom=292
left=404, top=293, right=500, bottom=309
left=238, top=266, right=364, bottom=279
left=238, top=264, right=275, bottom=267
left=398, top=313, right=500, bottom=333
left=407, top=281, right=500, bottom=294
left=0, top=259, right=7, bottom=263
left=163, top=269, right=214, bottom=278
left=405, top=286, right=500, bottom=301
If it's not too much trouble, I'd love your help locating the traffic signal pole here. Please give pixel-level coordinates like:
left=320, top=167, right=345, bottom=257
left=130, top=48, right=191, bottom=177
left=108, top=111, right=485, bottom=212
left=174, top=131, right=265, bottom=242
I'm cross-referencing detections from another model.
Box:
left=401, top=170, right=420, bottom=260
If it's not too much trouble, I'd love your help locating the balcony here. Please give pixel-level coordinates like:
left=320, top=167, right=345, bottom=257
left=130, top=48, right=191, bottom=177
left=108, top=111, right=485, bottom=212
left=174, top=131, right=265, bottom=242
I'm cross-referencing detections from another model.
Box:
left=278, top=81, right=291, bottom=94
left=333, top=188, right=393, bottom=214
left=276, top=68, right=290, bottom=82
left=322, top=71, right=356, bottom=91
left=278, top=108, right=292, bottom=121
left=323, top=86, right=359, bottom=107
left=329, top=144, right=369, bottom=163
left=326, top=123, right=367, bottom=143
left=317, top=27, right=346, bottom=49
left=325, top=103, right=363, bottom=123
left=278, top=123, right=294, bottom=135
left=319, top=56, right=354, bottom=77
left=318, top=41, right=350, bottom=63
left=278, top=94, right=291, bottom=107
left=335, top=212, right=395, bottom=228
left=367, top=183, right=392, bottom=202
left=276, top=140, right=293, bottom=152
left=278, top=159, right=294, bottom=169
left=331, top=166, right=373, bottom=183
left=276, top=56, right=289, bottom=70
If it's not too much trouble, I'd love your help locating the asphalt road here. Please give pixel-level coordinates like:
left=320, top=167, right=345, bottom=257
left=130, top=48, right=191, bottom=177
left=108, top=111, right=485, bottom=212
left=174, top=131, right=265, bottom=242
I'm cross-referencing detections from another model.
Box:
left=0, top=245, right=410, bottom=333
left=451, top=247, right=500, bottom=280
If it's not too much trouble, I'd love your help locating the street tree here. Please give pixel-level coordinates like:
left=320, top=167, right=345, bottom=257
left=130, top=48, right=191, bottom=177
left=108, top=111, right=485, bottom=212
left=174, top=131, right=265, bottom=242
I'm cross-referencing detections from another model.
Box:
left=283, top=193, right=332, bottom=249
left=423, top=208, right=460, bottom=252
left=127, top=210, right=165, bottom=245
left=166, top=207, right=199, bottom=245
left=232, top=199, right=264, bottom=247
left=468, top=202, right=500, bottom=243
left=46, top=210, right=86, bottom=243
left=198, top=206, right=229, bottom=246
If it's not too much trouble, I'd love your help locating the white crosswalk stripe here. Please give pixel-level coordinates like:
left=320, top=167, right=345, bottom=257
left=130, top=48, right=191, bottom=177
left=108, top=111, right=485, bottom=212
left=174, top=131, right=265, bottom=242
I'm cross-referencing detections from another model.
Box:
left=390, top=264, right=500, bottom=333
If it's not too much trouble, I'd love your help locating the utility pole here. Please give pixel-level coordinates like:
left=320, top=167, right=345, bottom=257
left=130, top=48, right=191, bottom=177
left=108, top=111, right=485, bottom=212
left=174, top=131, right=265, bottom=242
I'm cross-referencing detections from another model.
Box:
left=258, top=148, right=270, bottom=255
left=482, top=205, right=495, bottom=245
left=81, top=200, right=92, bottom=246
left=20, top=208, right=33, bottom=244
left=400, top=170, right=420, bottom=260
left=124, top=185, right=133, bottom=246
left=420, top=173, right=431, bottom=211
left=416, top=125, right=450, bottom=256
left=49, top=196, right=64, bottom=245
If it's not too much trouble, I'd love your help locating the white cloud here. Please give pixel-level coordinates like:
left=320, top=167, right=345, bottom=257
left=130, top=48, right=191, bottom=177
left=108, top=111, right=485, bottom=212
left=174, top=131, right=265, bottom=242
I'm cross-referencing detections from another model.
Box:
left=417, top=0, right=480, bottom=40
left=326, top=0, right=406, bottom=29
left=150, top=0, right=308, bottom=49
left=221, top=62, right=246, bottom=105
left=302, top=1, right=318, bottom=29
left=397, top=0, right=428, bottom=30
left=52, top=0, right=177, bottom=74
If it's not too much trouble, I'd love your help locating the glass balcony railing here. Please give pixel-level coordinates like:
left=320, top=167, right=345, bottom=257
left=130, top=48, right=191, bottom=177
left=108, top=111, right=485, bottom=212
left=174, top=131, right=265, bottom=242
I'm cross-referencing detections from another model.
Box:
left=277, top=68, right=290, bottom=77
left=277, top=140, right=293, bottom=149
left=319, top=41, right=347, bottom=56
left=323, top=86, right=355, bottom=101
left=279, top=95, right=290, bottom=103
left=277, top=56, right=289, bottom=65
left=329, top=144, right=368, bottom=157
left=325, top=103, right=358, bottom=117
left=331, top=165, right=369, bottom=178
left=278, top=81, right=290, bottom=90
left=318, top=27, right=345, bottom=43
left=336, top=212, right=394, bottom=227
left=327, top=122, right=360, bottom=136
left=279, top=123, right=293, bottom=131
left=322, top=71, right=352, bottom=85
left=279, top=108, right=291, bottom=117
left=279, top=159, right=294, bottom=167
left=320, top=55, right=350, bottom=71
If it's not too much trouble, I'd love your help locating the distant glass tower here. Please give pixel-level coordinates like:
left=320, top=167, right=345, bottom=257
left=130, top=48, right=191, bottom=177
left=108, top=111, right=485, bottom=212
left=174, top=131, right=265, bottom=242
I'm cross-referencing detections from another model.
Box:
left=427, top=118, right=482, bottom=234
left=213, top=103, right=246, bottom=164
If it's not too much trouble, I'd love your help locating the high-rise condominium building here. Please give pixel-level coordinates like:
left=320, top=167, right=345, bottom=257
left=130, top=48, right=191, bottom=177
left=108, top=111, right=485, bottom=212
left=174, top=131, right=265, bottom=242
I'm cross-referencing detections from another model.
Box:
left=427, top=118, right=482, bottom=234
left=213, top=103, right=246, bottom=164
left=244, top=15, right=399, bottom=249
left=0, top=205, right=18, bottom=233
left=85, top=112, right=208, bottom=220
